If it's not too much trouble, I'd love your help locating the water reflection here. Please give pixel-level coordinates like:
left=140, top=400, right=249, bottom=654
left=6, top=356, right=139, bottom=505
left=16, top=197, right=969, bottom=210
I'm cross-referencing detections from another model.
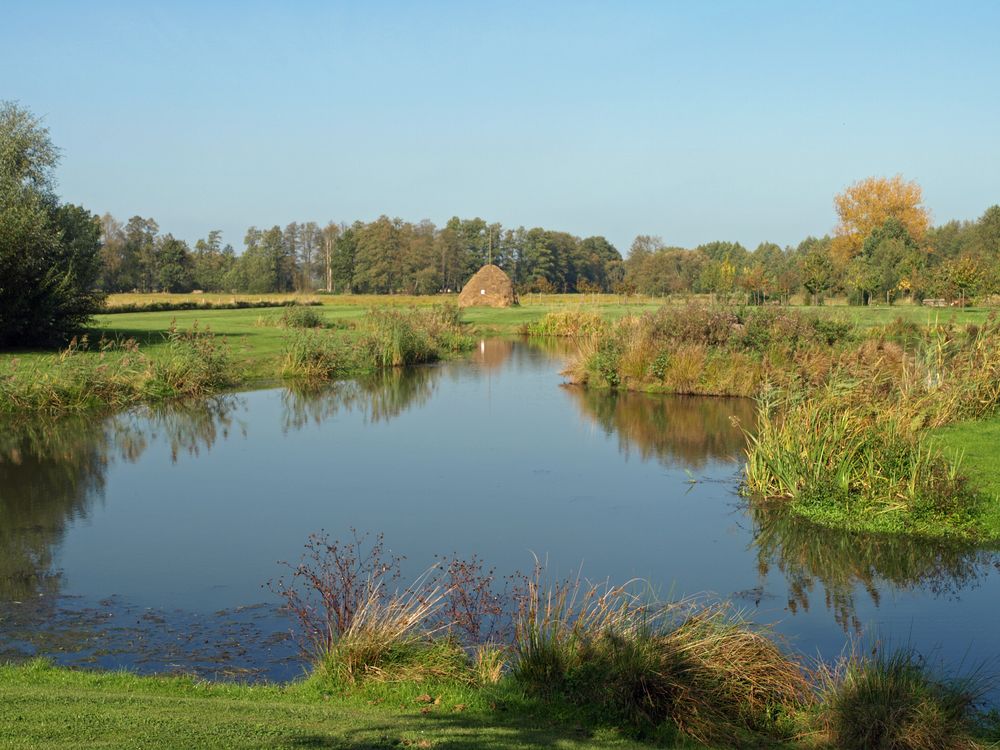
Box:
left=751, top=504, right=1000, bottom=632
left=566, top=388, right=755, bottom=468
left=0, top=417, right=107, bottom=601
left=0, top=397, right=242, bottom=602
left=281, top=366, right=441, bottom=430
left=472, top=338, right=514, bottom=370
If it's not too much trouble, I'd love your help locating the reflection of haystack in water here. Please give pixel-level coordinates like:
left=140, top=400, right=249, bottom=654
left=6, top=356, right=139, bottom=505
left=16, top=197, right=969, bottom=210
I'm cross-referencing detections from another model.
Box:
left=458, top=264, right=517, bottom=308
left=473, top=338, right=513, bottom=370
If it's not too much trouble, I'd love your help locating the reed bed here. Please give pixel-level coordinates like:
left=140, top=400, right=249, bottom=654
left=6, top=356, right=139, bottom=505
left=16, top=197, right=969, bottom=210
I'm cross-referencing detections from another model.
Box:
left=523, top=309, right=609, bottom=337
left=281, top=304, right=473, bottom=380
left=744, top=317, right=1000, bottom=539
left=0, top=323, right=236, bottom=413
left=511, top=569, right=810, bottom=744
left=557, top=303, right=853, bottom=396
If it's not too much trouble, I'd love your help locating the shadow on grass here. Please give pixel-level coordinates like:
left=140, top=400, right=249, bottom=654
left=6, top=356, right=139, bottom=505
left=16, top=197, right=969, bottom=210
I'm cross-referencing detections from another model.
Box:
left=280, top=708, right=695, bottom=750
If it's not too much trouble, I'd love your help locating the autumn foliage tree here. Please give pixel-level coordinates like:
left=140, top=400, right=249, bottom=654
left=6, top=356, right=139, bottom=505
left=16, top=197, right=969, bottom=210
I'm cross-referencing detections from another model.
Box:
left=832, top=175, right=930, bottom=262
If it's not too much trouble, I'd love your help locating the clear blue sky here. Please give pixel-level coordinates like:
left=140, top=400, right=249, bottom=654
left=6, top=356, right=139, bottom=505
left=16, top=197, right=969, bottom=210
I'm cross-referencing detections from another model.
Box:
left=3, top=0, right=998, bottom=254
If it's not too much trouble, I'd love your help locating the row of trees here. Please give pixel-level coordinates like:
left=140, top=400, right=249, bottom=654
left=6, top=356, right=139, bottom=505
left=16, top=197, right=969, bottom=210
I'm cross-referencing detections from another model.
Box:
left=624, top=178, right=1000, bottom=304
left=6, top=98, right=999, bottom=350
left=96, top=215, right=625, bottom=295
left=96, top=176, right=998, bottom=305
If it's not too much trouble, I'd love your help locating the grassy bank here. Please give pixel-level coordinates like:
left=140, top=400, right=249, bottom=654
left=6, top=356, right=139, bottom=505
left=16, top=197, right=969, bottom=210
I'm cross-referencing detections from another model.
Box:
left=0, top=305, right=473, bottom=414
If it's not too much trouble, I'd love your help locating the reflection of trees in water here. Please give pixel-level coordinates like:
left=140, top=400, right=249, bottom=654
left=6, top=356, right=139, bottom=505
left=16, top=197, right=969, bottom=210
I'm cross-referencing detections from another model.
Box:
left=281, top=367, right=440, bottom=431
left=0, top=417, right=108, bottom=601
left=0, top=396, right=243, bottom=602
left=137, top=397, right=246, bottom=462
left=751, top=504, right=1000, bottom=633
left=566, top=388, right=755, bottom=469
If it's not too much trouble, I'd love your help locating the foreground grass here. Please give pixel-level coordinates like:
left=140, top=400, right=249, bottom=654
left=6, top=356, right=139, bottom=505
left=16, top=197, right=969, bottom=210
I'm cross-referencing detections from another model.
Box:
left=4, top=656, right=997, bottom=750
left=0, top=661, right=698, bottom=750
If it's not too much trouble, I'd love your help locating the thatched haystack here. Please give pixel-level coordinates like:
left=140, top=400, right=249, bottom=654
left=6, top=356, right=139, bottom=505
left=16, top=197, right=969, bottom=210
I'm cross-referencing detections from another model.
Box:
left=458, top=264, right=518, bottom=308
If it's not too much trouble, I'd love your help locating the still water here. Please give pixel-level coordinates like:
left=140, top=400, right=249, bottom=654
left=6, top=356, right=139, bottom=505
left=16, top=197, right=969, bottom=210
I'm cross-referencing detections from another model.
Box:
left=2, top=339, right=999, bottom=681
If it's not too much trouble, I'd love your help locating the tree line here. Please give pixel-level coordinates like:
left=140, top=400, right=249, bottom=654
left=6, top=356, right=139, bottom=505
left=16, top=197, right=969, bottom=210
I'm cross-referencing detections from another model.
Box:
left=625, top=178, right=1000, bottom=305
left=96, top=215, right=625, bottom=296
left=5, top=98, right=1000, bottom=350
left=96, top=177, right=1000, bottom=305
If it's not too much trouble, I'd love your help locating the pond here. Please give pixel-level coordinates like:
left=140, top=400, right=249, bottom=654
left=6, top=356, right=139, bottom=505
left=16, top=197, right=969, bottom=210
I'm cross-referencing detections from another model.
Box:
left=2, top=339, right=999, bottom=682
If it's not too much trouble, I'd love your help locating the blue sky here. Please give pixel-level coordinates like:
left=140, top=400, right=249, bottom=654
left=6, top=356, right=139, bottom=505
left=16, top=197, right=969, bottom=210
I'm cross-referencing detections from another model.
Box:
left=3, top=1, right=998, bottom=254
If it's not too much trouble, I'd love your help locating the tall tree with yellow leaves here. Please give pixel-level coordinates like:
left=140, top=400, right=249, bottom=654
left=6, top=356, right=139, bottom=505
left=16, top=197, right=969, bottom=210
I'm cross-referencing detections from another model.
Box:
left=832, top=175, right=930, bottom=262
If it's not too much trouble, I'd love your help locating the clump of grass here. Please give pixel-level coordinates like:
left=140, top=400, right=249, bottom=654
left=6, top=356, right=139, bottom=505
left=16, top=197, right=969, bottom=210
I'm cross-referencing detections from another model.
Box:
left=278, top=304, right=324, bottom=329
left=317, top=576, right=461, bottom=686
left=819, top=645, right=986, bottom=750
left=360, top=309, right=438, bottom=368
left=145, top=322, right=235, bottom=399
left=271, top=531, right=492, bottom=688
left=474, top=644, right=507, bottom=685
left=359, top=306, right=473, bottom=368
left=280, top=329, right=348, bottom=379
left=511, top=569, right=809, bottom=744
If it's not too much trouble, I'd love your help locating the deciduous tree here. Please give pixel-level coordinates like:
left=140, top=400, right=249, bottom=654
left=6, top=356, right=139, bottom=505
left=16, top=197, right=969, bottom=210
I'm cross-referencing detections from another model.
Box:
left=0, top=102, right=104, bottom=345
left=832, top=175, right=929, bottom=261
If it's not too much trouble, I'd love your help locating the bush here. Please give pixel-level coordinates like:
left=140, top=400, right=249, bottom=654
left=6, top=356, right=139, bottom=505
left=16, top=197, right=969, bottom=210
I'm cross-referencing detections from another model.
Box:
left=1, top=103, right=105, bottom=346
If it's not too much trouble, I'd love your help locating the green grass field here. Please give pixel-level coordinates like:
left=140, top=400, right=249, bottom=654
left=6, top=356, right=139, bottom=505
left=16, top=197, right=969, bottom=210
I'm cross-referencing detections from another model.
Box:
left=933, top=415, right=1000, bottom=534
left=0, top=661, right=693, bottom=750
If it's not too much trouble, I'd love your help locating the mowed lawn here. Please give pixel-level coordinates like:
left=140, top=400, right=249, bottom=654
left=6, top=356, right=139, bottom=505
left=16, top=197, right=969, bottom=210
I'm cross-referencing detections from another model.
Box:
left=933, top=415, right=1000, bottom=534
left=0, top=662, right=684, bottom=750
